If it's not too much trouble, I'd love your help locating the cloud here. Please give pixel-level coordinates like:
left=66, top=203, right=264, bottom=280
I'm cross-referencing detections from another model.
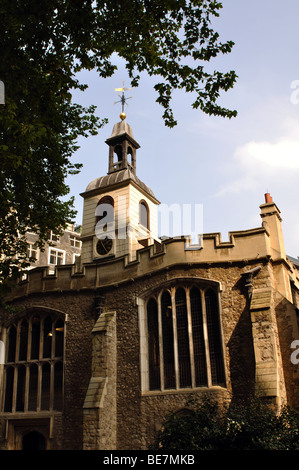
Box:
left=235, top=138, right=299, bottom=169
left=214, top=174, right=259, bottom=197
left=214, top=120, right=299, bottom=198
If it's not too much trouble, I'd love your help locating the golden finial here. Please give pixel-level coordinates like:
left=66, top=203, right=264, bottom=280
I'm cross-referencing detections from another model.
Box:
left=114, top=81, right=132, bottom=120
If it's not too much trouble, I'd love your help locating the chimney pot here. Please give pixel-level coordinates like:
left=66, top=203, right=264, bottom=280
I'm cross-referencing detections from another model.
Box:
left=265, top=192, right=273, bottom=203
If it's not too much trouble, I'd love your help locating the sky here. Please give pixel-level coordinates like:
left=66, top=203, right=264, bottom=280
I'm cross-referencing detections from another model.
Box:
left=68, top=0, right=299, bottom=258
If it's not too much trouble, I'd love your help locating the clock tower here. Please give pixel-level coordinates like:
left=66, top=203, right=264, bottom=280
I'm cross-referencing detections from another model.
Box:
left=80, top=111, right=160, bottom=264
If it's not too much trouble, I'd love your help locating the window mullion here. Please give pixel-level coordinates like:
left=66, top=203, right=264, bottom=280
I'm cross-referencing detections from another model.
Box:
left=12, top=320, right=21, bottom=412
left=28, top=317, right=32, bottom=361
left=186, top=287, right=196, bottom=388
left=0, top=329, right=7, bottom=411
left=201, top=289, right=212, bottom=387
left=50, top=362, right=54, bottom=411
left=51, top=321, right=55, bottom=360
left=37, top=363, right=42, bottom=412
left=171, top=288, right=179, bottom=390
left=39, top=318, right=43, bottom=361
left=217, top=290, right=227, bottom=386
left=15, top=321, right=21, bottom=365
left=24, top=317, right=33, bottom=412
left=48, top=321, right=55, bottom=411
left=34, top=317, right=43, bottom=412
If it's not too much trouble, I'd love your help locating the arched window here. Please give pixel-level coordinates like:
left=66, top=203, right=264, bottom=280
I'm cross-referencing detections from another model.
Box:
left=95, top=195, right=114, bottom=229
left=139, top=200, right=149, bottom=230
left=2, top=311, right=64, bottom=413
left=145, top=284, right=225, bottom=391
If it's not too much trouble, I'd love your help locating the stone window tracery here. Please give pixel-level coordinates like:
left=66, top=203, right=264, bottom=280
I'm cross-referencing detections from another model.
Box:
left=145, top=284, right=225, bottom=391
left=2, top=312, right=64, bottom=413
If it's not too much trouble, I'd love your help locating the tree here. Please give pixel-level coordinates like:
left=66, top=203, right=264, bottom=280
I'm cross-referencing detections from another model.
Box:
left=0, top=0, right=237, bottom=294
left=151, top=396, right=299, bottom=450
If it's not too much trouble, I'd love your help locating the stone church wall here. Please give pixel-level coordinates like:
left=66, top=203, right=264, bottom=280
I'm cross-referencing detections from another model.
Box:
left=0, top=251, right=297, bottom=449
left=0, top=290, right=97, bottom=450
left=100, top=261, right=272, bottom=449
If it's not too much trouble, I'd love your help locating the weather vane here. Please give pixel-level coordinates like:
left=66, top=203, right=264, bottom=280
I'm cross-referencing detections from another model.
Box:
left=114, top=81, right=132, bottom=120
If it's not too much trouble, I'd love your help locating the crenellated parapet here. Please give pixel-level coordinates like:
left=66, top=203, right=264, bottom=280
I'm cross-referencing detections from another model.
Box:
left=5, top=191, right=298, bottom=306
left=6, top=225, right=274, bottom=299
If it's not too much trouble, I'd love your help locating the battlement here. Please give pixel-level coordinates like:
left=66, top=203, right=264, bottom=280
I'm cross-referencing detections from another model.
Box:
left=7, top=225, right=275, bottom=301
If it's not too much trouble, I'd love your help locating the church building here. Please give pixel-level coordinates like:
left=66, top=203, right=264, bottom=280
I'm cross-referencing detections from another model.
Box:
left=0, top=110, right=299, bottom=450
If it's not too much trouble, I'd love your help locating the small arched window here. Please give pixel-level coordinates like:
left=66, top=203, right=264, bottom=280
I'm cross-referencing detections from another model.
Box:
left=95, top=196, right=114, bottom=227
left=139, top=200, right=149, bottom=230
left=145, top=284, right=225, bottom=391
left=3, top=311, right=65, bottom=413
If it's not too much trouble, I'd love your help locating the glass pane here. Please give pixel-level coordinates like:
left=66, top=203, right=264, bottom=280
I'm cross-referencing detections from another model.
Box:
left=57, top=252, right=64, bottom=265
left=49, top=249, right=56, bottom=264
left=41, top=363, right=51, bottom=410
left=7, top=326, right=16, bottom=363
left=54, top=319, right=64, bottom=358
left=161, top=291, right=175, bottom=389
left=4, top=366, right=14, bottom=412
left=43, top=317, right=52, bottom=358
left=28, top=363, right=38, bottom=411
left=190, top=287, right=207, bottom=386
left=19, top=320, right=28, bottom=361
left=139, top=202, right=148, bottom=228
left=205, top=289, right=225, bottom=385
left=175, top=288, right=191, bottom=387
left=53, top=362, right=63, bottom=411
left=147, top=298, right=160, bottom=390
left=31, top=315, right=40, bottom=359
left=16, top=365, right=26, bottom=411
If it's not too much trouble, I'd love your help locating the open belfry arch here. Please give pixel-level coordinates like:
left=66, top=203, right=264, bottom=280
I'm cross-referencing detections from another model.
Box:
left=0, top=87, right=299, bottom=450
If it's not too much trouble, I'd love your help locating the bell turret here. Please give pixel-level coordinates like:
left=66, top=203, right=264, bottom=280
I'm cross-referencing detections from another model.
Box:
left=105, top=118, right=140, bottom=175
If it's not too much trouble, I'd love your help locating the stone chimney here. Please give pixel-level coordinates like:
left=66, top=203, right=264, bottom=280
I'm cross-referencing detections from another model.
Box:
left=260, top=193, right=291, bottom=301
left=260, top=193, right=286, bottom=260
